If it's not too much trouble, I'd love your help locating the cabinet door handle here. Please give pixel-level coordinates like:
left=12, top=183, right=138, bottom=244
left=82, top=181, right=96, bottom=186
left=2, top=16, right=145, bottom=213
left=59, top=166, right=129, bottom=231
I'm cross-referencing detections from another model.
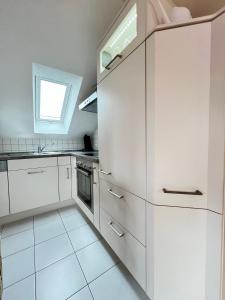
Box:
left=105, top=54, right=122, bottom=70
left=108, top=221, right=124, bottom=237
left=163, top=188, right=203, bottom=196
left=100, top=170, right=111, bottom=175
left=27, top=170, right=45, bottom=175
left=107, top=189, right=124, bottom=199
left=67, top=168, right=70, bottom=179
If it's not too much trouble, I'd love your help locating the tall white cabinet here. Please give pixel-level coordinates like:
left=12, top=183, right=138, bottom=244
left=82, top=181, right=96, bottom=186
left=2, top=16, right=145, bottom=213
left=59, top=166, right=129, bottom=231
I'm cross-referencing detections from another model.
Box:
left=146, top=13, right=225, bottom=300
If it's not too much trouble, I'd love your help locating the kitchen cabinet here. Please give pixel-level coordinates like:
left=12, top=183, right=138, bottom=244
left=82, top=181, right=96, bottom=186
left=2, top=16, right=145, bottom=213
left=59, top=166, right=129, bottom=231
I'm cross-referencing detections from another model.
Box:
left=146, top=18, right=225, bottom=213
left=93, top=162, right=100, bottom=230
left=147, top=203, right=222, bottom=300
left=0, top=171, right=9, bottom=217
left=59, top=165, right=72, bottom=202
left=8, top=158, right=59, bottom=213
left=71, top=157, right=77, bottom=200
left=98, top=43, right=146, bottom=199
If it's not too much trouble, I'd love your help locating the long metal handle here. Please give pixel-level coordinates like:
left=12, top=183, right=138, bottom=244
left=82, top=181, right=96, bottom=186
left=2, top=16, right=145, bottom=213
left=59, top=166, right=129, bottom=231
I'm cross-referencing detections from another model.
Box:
left=105, top=54, right=122, bottom=70
left=76, top=168, right=90, bottom=177
left=67, top=168, right=70, bottom=179
left=27, top=170, right=45, bottom=175
left=107, top=189, right=124, bottom=199
left=163, top=188, right=203, bottom=196
left=100, top=170, right=111, bottom=175
left=108, top=221, right=124, bottom=237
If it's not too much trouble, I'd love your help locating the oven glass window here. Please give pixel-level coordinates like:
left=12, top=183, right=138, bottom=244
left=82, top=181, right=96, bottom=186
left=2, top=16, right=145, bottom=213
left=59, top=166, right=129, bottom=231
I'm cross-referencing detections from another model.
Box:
left=77, top=168, right=93, bottom=212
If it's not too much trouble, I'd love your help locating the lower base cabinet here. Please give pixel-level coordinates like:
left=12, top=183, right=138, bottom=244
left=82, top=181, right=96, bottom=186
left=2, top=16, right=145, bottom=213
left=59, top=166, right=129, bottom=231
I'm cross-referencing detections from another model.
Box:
left=147, top=203, right=222, bottom=300
left=8, top=166, right=59, bottom=213
left=100, top=208, right=146, bottom=290
left=0, top=172, right=9, bottom=217
left=59, top=165, right=72, bottom=201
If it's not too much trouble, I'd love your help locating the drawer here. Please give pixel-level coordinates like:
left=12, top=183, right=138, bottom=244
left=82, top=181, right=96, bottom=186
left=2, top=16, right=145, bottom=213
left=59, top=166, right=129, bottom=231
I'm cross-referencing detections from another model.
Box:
left=100, top=208, right=146, bottom=290
left=58, top=156, right=71, bottom=166
left=8, top=157, right=57, bottom=171
left=100, top=179, right=146, bottom=245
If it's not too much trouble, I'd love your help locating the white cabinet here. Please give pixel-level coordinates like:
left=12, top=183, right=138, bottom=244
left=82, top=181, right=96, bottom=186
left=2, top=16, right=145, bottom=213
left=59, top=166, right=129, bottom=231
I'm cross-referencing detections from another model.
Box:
left=93, top=162, right=100, bottom=230
left=59, top=165, right=72, bottom=201
left=100, top=208, right=146, bottom=290
left=146, top=20, right=225, bottom=213
left=146, top=203, right=222, bottom=300
left=98, top=43, right=146, bottom=199
left=8, top=163, right=59, bottom=213
left=97, top=0, right=147, bottom=82
left=0, top=172, right=9, bottom=217
left=71, top=157, right=77, bottom=200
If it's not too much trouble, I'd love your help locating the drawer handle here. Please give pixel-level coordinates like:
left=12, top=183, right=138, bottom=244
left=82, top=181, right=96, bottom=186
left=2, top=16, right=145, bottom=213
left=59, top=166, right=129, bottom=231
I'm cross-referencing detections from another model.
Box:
left=163, top=188, right=203, bottom=196
left=105, top=54, right=122, bottom=70
left=107, top=189, right=124, bottom=199
left=27, top=170, right=46, bottom=175
left=67, top=168, right=70, bottom=179
left=100, top=170, right=111, bottom=175
left=108, top=221, right=124, bottom=237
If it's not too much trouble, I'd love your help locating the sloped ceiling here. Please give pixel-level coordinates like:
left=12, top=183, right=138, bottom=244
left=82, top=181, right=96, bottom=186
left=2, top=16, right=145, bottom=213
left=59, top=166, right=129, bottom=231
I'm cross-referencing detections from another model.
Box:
left=174, top=0, right=225, bottom=17
left=0, top=0, right=124, bottom=138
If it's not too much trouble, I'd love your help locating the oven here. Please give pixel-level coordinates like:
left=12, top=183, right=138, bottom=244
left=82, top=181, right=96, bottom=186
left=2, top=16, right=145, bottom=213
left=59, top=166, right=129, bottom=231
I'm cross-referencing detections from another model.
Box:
left=76, top=158, right=94, bottom=212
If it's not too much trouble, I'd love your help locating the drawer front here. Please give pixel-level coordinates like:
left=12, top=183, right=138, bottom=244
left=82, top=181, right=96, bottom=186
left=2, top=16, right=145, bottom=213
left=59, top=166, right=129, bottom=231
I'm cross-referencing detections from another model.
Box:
left=58, top=156, right=71, bottom=166
left=100, top=208, right=146, bottom=290
left=9, top=166, right=59, bottom=213
left=8, top=157, right=57, bottom=171
left=100, top=179, right=146, bottom=245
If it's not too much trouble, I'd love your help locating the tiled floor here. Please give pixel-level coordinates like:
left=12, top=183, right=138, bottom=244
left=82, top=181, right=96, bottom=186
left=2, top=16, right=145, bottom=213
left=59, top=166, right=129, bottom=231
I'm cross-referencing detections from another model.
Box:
left=0, top=205, right=149, bottom=300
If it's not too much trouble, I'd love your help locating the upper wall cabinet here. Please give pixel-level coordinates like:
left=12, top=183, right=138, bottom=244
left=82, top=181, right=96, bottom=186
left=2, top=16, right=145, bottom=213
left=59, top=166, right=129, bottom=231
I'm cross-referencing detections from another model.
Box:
left=146, top=16, right=225, bottom=213
left=97, top=0, right=158, bottom=83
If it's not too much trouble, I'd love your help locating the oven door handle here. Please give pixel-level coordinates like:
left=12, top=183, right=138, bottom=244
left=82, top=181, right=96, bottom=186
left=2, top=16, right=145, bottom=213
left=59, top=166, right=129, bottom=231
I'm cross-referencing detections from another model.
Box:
left=76, top=168, right=90, bottom=177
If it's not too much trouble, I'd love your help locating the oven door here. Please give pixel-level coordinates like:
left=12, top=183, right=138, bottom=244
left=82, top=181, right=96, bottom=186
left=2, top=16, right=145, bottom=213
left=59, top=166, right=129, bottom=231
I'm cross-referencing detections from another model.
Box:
left=76, top=167, right=93, bottom=212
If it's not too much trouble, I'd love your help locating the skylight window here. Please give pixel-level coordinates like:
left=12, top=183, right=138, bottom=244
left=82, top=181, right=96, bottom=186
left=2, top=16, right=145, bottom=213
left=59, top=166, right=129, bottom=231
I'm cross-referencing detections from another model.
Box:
left=32, top=64, right=83, bottom=134
left=39, top=80, right=67, bottom=121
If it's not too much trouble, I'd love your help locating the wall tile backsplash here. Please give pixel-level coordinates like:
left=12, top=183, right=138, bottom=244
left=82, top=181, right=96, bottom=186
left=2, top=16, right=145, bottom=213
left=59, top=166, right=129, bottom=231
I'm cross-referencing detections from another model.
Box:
left=0, top=137, right=84, bottom=153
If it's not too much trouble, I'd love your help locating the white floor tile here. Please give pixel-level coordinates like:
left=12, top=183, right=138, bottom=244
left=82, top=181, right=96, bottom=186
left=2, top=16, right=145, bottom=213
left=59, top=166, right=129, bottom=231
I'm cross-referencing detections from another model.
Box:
left=89, top=263, right=148, bottom=300
left=63, top=213, right=87, bottom=232
left=1, top=230, right=34, bottom=257
left=34, top=220, right=65, bottom=244
left=2, top=275, right=35, bottom=300
left=36, top=254, right=87, bottom=300
left=77, top=240, right=118, bottom=283
left=2, top=218, right=33, bottom=238
left=3, top=247, right=35, bottom=288
left=59, top=205, right=79, bottom=219
left=35, top=234, right=74, bottom=271
left=68, top=224, right=100, bottom=252
left=34, top=210, right=61, bottom=228
left=68, top=286, right=93, bottom=300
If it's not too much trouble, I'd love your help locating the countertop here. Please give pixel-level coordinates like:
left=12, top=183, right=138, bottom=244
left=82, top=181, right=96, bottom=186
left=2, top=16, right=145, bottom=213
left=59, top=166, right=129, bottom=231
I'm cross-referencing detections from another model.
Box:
left=0, top=151, right=99, bottom=163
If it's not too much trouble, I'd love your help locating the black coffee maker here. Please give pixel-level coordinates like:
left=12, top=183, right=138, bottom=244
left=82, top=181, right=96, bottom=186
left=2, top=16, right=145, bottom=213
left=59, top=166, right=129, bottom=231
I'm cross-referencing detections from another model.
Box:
left=83, top=134, right=93, bottom=152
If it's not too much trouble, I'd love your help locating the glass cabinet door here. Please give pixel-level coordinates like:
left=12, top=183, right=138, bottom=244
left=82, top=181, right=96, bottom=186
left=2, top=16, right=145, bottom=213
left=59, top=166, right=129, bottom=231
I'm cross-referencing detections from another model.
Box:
left=99, top=3, right=138, bottom=74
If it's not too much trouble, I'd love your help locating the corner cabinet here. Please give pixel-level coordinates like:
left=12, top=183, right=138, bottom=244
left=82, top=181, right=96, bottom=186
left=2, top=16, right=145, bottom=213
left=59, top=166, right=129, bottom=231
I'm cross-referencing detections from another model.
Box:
left=58, top=156, right=72, bottom=201
left=98, top=43, right=146, bottom=199
left=146, top=18, right=225, bottom=213
left=0, top=170, right=9, bottom=217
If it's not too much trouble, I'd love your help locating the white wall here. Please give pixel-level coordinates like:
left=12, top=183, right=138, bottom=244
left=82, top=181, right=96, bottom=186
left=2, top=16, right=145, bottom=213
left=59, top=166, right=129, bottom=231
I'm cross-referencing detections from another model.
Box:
left=0, top=0, right=123, bottom=138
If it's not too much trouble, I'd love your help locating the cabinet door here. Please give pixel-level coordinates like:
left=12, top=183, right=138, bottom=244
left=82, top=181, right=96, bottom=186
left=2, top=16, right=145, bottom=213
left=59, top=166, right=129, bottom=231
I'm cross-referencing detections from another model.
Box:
left=93, top=163, right=100, bottom=230
left=146, top=23, right=225, bottom=212
left=146, top=203, right=222, bottom=300
left=71, top=157, right=77, bottom=200
left=0, top=172, right=9, bottom=217
left=97, top=0, right=146, bottom=82
left=98, top=43, right=146, bottom=199
left=9, top=167, right=59, bottom=213
left=59, top=165, right=72, bottom=201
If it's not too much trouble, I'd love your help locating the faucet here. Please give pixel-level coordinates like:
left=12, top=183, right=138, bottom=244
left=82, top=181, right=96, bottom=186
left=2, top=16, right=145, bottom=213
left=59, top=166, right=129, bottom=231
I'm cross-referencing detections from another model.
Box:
left=37, top=145, right=46, bottom=153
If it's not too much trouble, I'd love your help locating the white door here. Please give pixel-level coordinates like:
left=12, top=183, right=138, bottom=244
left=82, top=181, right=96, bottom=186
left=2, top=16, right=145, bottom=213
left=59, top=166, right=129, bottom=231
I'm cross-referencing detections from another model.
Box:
left=0, top=172, right=9, bottom=217
left=98, top=43, right=146, bottom=199
left=59, top=165, right=72, bottom=201
left=146, top=203, right=222, bottom=300
left=9, top=166, right=59, bottom=213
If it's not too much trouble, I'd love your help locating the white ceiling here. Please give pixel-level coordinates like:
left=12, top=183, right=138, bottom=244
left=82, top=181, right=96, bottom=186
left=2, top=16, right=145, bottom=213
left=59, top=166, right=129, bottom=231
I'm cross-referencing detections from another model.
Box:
left=174, top=0, right=225, bottom=17
left=0, top=0, right=124, bottom=138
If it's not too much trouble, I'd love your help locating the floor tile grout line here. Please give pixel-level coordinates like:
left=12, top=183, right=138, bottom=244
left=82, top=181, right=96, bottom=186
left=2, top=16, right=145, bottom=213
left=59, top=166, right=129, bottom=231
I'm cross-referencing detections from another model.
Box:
left=58, top=210, right=94, bottom=299
left=1, top=227, right=34, bottom=240
left=32, top=216, right=37, bottom=300
left=3, top=272, right=36, bottom=290
left=87, top=261, right=120, bottom=286
left=2, top=245, right=34, bottom=259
